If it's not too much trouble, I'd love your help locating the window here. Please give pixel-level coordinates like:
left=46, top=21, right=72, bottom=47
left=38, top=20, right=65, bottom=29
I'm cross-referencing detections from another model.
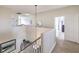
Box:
left=18, top=15, right=32, bottom=25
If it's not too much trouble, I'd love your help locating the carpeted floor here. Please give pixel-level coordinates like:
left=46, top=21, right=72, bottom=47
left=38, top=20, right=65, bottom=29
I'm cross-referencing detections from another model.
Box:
left=52, top=39, right=79, bottom=53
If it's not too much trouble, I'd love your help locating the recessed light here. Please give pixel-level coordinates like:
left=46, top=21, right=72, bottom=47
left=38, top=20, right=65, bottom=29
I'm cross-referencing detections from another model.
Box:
left=25, top=13, right=30, bottom=15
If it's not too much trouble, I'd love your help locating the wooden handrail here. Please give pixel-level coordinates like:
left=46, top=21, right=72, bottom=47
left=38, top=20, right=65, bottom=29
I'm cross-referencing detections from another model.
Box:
left=18, top=37, right=41, bottom=53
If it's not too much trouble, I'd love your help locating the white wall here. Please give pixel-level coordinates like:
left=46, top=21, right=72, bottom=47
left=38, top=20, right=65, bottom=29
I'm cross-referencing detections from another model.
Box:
left=0, top=6, right=36, bottom=53
left=37, top=6, right=79, bottom=43
left=0, top=6, right=16, bottom=43
left=41, top=29, right=56, bottom=53
left=37, top=6, right=79, bottom=27
left=65, top=14, right=79, bottom=43
left=0, top=6, right=36, bottom=52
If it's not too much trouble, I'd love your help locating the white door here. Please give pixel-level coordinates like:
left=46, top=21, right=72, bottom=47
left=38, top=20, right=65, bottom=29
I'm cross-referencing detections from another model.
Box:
left=55, top=16, right=65, bottom=40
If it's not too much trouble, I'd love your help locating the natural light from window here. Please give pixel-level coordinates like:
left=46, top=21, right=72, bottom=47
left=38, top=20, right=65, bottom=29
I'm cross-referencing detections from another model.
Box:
left=18, top=15, right=32, bottom=25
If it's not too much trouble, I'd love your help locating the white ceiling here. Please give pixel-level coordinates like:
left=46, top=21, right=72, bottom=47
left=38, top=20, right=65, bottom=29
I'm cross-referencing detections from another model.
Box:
left=2, top=5, right=69, bottom=14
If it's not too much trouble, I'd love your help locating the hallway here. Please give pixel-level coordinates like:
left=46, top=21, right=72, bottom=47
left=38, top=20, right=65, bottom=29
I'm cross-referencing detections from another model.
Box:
left=53, top=40, right=79, bottom=53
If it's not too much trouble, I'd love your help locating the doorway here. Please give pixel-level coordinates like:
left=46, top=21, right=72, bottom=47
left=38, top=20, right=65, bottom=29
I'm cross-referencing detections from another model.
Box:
left=55, top=16, right=65, bottom=40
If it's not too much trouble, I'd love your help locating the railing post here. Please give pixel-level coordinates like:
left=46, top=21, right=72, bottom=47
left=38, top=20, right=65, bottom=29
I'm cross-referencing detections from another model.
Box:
left=0, top=44, right=1, bottom=53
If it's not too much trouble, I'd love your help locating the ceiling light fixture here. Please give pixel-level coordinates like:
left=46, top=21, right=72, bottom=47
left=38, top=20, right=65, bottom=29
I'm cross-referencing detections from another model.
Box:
left=16, top=12, right=22, bottom=15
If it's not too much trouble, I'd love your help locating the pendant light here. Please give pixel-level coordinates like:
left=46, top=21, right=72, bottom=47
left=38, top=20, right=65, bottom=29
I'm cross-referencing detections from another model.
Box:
left=35, top=5, right=37, bottom=27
